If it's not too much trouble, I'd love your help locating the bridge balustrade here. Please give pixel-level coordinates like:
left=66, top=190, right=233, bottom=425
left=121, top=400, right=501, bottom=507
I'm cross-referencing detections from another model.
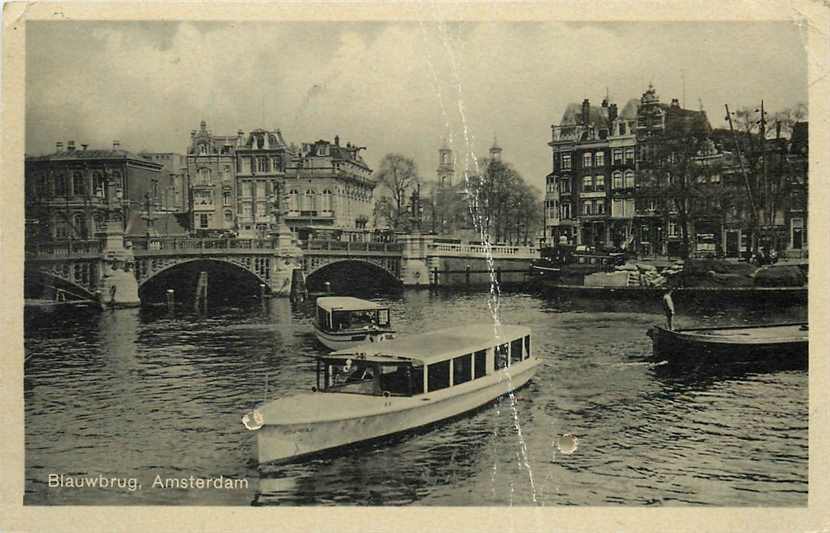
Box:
left=26, top=240, right=103, bottom=258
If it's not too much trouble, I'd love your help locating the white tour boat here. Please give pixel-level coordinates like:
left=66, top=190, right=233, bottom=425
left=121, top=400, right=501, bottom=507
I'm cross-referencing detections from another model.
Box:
left=244, top=324, right=540, bottom=465
left=313, top=296, right=395, bottom=350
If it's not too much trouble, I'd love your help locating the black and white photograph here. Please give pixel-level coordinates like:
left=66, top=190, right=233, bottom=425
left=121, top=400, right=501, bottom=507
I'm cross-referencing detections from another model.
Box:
left=4, top=1, right=829, bottom=528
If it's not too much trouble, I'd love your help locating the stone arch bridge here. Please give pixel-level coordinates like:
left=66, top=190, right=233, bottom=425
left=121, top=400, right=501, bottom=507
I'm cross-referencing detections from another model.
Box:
left=24, top=234, right=538, bottom=306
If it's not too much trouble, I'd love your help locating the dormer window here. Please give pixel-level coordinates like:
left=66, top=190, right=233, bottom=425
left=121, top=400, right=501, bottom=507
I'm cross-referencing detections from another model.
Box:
left=199, top=144, right=208, bottom=155
left=318, top=145, right=329, bottom=156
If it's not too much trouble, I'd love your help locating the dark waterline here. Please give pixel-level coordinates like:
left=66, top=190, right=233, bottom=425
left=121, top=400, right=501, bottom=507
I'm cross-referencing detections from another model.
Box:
left=24, top=290, right=807, bottom=505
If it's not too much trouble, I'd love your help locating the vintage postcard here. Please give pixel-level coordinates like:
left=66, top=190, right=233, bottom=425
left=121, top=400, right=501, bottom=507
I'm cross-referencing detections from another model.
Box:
left=2, top=1, right=829, bottom=531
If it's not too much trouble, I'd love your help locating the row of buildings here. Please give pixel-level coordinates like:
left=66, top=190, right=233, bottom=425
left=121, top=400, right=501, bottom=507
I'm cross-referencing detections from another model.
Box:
left=544, top=84, right=808, bottom=257
left=24, top=123, right=377, bottom=244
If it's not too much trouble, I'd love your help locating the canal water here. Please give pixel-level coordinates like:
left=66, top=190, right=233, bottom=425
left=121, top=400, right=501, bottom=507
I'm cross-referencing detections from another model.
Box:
left=24, top=290, right=808, bottom=506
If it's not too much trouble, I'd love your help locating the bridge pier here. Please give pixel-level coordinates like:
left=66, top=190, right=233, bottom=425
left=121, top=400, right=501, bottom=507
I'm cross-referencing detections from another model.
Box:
left=98, top=221, right=140, bottom=308
left=269, top=223, right=305, bottom=298
left=398, top=233, right=432, bottom=287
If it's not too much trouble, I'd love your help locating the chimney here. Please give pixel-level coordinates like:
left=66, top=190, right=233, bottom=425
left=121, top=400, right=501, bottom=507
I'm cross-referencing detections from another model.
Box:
left=581, top=99, right=590, bottom=126
left=81, top=144, right=88, bottom=151
left=609, top=103, right=618, bottom=122
left=67, top=140, right=76, bottom=151
left=334, top=135, right=340, bottom=146
left=56, top=141, right=64, bottom=152
left=113, top=140, right=120, bottom=150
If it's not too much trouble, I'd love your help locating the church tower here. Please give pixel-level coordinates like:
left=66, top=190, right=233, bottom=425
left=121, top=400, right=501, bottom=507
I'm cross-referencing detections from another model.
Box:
left=436, top=140, right=455, bottom=187
left=489, top=137, right=503, bottom=162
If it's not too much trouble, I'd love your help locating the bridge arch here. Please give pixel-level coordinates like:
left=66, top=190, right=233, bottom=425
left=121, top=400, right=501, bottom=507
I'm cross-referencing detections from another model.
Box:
left=305, top=258, right=401, bottom=293
left=138, top=258, right=270, bottom=304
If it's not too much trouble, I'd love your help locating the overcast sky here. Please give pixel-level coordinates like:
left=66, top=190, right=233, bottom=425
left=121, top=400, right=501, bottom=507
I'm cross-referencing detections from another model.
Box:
left=26, top=21, right=807, bottom=190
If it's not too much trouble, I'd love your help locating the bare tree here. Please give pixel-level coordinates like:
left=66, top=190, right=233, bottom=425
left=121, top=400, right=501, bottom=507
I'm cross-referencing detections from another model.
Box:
left=374, top=154, right=420, bottom=230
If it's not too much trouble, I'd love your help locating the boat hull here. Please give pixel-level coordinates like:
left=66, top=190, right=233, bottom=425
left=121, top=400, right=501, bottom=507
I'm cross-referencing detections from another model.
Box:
left=255, top=358, right=540, bottom=465
left=647, top=323, right=808, bottom=368
left=313, top=324, right=395, bottom=351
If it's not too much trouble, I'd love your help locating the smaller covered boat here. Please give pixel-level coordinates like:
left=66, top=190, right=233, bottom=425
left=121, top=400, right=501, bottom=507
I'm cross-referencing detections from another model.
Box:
left=313, top=296, right=395, bottom=351
left=647, top=322, right=808, bottom=366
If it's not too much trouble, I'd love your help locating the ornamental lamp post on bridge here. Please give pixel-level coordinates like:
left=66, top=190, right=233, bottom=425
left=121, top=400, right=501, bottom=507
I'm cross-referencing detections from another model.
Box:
left=96, top=167, right=140, bottom=307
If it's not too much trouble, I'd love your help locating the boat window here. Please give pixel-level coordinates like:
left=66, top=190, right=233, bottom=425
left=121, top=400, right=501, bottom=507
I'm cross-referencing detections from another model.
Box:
left=331, top=311, right=352, bottom=330
left=474, top=350, right=486, bottom=379
left=377, top=309, right=390, bottom=327
left=510, top=338, right=523, bottom=365
left=324, top=360, right=379, bottom=395
left=495, top=344, right=509, bottom=370
left=317, top=307, right=330, bottom=329
left=523, top=336, right=531, bottom=359
left=453, top=353, right=472, bottom=386
left=379, top=364, right=417, bottom=396
left=427, top=360, right=450, bottom=392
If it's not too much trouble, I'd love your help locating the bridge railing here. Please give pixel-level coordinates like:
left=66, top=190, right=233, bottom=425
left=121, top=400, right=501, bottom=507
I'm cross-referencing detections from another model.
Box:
left=428, top=242, right=540, bottom=259
left=130, top=237, right=280, bottom=252
left=26, top=239, right=103, bottom=258
left=299, top=239, right=404, bottom=253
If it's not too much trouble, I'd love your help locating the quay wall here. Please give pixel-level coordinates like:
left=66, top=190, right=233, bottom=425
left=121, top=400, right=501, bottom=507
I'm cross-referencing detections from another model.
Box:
left=427, top=256, right=533, bottom=287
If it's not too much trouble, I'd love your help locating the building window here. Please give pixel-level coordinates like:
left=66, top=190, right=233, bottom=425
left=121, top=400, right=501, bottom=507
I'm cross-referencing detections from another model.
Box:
left=94, top=214, right=105, bottom=233
left=54, top=174, right=67, bottom=196
left=305, top=189, right=317, bottom=211
left=199, top=144, right=208, bottom=155
left=595, top=175, right=605, bottom=191
left=583, top=153, right=592, bottom=168
left=669, top=222, right=678, bottom=237
left=257, top=157, right=269, bottom=173
left=595, top=200, right=605, bottom=215
left=223, top=192, right=232, bottom=206
left=583, top=200, right=592, bottom=215
left=224, top=210, right=233, bottom=223
left=625, top=148, right=635, bottom=163
left=582, top=176, right=593, bottom=192
left=92, top=172, right=104, bottom=197
left=242, top=181, right=253, bottom=197
left=321, top=189, right=333, bottom=212
left=612, top=149, right=623, bottom=165
left=256, top=181, right=266, bottom=198
left=73, top=213, right=88, bottom=238
left=199, top=214, right=209, bottom=228
left=612, top=199, right=623, bottom=217
left=288, top=189, right=299, bottom=212
left=612, top=171, right=623, bottom=189
left=272, top=156, right=282, bottom=171
left=624, top=171, right=635, bottom=189
left=562, top=154, right=572, bottom=170
left=595, top=152, right=605, bottom=167
left=72, top=171, right=86, bottom=196
left=54, top=219, right=69, bottom=239
left=242, top=203, right=252, bottom=217
left=561, top=203, right=572, bottom=220
left=559, top=179, right=571, bottom=194
left=199, top=168, right=211, bottom=185
left=256, top=203, right=267, bottom=218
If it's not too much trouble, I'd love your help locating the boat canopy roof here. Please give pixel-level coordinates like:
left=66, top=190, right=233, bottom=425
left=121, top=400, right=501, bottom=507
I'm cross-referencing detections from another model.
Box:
left=316, top=296, right=388, bottom=312
left=324, top=324, right=531, bottom=366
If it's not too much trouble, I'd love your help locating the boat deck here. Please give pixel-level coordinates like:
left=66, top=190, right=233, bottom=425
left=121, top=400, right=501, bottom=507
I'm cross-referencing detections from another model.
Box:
left=678, top=323, right=807, bottom=344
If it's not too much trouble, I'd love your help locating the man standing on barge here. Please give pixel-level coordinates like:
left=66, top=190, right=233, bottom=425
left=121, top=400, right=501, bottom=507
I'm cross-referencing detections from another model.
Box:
left=662, top=288, right=675, bottom=330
